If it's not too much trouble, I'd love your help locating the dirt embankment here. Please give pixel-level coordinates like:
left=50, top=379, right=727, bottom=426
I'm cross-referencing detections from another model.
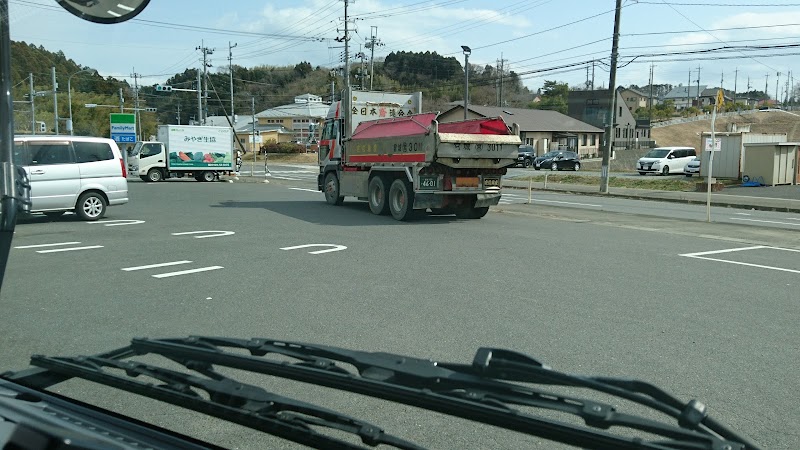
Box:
left=584, top=111, right=800, bottom=172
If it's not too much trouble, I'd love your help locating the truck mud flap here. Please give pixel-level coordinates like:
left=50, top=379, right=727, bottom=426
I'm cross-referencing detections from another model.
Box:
left=474, top=193, right=501, bottom=207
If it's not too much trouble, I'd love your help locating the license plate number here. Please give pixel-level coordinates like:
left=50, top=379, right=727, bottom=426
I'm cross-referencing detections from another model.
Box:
left=420, top=176, right=439, bottom=189
left=483, top=177, right=500, bottom=187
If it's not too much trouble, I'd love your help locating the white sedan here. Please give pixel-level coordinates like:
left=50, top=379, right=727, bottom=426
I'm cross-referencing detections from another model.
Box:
left=684, top=157, right=701, bottom=177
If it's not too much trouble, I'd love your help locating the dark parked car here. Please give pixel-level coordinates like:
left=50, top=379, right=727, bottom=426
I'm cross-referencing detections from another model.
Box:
left=533, top=150, right=581, bottom=171
left=516, top=145, right=536, bottom=167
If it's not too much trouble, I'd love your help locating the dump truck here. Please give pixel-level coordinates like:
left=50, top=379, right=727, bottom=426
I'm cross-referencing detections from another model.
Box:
left=128, top=125, right=234, bottom=182
left=317, top=89, right=521, bottom=220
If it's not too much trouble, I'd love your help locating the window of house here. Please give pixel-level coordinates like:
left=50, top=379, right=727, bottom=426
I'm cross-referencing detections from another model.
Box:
left=618, top=106, right=622, bottom=117
left=615, top=128, right=620, bottom=138
left=591, top=134, right=596, bottom=146
left=581, top=134, right=587, bottom=146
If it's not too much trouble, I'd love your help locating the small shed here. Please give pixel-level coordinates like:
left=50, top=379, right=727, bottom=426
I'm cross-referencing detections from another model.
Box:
left=699, top=132, right=786, bottom=179
left=741, top=142, right=799, bottom=186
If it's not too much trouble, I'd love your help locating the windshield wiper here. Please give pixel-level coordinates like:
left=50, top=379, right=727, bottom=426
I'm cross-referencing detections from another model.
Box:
left=9, top=336, right=760, bottom=450
left=20, top=352, right=423, bottom=450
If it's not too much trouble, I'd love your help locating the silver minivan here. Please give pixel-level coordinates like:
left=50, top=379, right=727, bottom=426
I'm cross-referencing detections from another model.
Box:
left=637, top=146, right=697, bottom=176
left=13, top=135, right=129, bottom=220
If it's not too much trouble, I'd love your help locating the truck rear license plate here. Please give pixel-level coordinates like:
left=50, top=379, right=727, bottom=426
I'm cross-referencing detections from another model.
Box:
left=455, top=176, right=479, bottom=188
left=419, top=175, right=439, bottom=190
left=483, top=177, right=500, bottom=187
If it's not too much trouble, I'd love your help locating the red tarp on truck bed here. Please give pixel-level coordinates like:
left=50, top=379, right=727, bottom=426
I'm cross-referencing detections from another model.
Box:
left=438, top=117, right=511, bottom=135
left=351, top=113, right=438, bottom=139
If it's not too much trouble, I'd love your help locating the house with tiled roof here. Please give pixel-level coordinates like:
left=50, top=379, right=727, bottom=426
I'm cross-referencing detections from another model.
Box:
left=439, top=104, right=603, bottom=157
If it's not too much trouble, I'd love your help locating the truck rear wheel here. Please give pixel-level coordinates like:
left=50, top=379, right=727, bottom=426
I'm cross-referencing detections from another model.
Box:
left=324, top=172, right=344, bottom=205
left=368, top=175, right=390, bottom=215
left=388, top=178, right=415, bottom=221
left=200, top=171, right=216, bottom=182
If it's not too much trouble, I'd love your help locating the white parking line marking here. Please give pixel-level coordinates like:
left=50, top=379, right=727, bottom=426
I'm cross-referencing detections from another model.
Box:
left=89, top=219, right=146, bottom=226
left=532, top=199, right=602, bottom=207
left=152, top=266, right=224, bottom=278
left=730, top=218, right=800, bottom=226
left=171, top=231, right=235, bottom=239
left=281, top=244, right=347, bottom=255
left=733, top=212, right=752, bottom=216
left=289, top=188, right=320, bottom=193
left=122, top=261, right=193, bottom=271
left=36, top=245, right=104, bottom=253
left=680, top=246, right=800, bottom=274
left=15, top=242, right=81, bottom=249
left=680, top=246, right=767, bottom=257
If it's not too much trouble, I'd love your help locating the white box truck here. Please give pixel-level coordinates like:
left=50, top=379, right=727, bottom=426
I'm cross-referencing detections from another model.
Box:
left=128, top=125, right=234, bottom=182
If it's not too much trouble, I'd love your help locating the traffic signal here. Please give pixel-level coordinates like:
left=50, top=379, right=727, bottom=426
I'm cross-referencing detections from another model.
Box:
left=155, top=85, right=172, bottom=92
left=145, top=107, right=157, bottom=112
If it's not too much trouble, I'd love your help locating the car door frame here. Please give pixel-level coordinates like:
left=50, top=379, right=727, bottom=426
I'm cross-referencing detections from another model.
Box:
left=22, top=139, right=81, bottom=212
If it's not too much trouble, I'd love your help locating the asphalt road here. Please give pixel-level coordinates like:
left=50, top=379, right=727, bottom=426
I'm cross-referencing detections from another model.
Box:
left=2, top=176, right=798, bottom=449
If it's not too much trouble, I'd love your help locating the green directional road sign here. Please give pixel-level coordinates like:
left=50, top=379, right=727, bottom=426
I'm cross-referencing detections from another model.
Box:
left=110, top=113, right=137, bottom=143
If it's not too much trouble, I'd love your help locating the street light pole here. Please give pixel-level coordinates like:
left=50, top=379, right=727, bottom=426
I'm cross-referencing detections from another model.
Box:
left=67, top=68, right=93, bottom=135
left=461, top=45, right=471, bottom=120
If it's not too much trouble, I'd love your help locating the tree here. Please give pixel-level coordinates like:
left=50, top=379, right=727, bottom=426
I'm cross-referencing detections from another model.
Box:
left=530, top=80, right=569, bottom=113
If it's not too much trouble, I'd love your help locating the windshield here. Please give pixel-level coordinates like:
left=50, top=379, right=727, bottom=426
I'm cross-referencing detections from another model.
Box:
left=644, top=149, right=671, bottom=158
left=0, top=1, right=791, bottom=450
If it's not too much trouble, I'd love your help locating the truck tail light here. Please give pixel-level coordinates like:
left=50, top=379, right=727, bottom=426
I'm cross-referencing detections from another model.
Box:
left=443, top=174, right=452, bottom=191
left=119, top=158, right=127, bottom=178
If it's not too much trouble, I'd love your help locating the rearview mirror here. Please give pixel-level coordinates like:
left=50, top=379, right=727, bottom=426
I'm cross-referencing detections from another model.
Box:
left=56, top=0, right=151, bottom=24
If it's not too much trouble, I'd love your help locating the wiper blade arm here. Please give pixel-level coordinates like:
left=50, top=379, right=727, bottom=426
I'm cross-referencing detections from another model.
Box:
left=130, top=337, right=751, bottom=450
left=28, top=353, right=424, bottom=450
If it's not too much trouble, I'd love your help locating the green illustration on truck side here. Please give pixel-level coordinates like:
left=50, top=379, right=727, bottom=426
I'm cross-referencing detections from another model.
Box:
left=168, top=151, right=232, bottom=168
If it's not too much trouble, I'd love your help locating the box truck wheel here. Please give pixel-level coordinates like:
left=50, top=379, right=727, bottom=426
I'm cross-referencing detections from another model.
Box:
left=200, top=171, right=216, bottom=182
left=368, top=175, right=390, bottom=215
left=146, top=168, right=163, bottom=182
left=388, top=178, right=415, bottom=221
left=324, top=172, right=344, bottom=205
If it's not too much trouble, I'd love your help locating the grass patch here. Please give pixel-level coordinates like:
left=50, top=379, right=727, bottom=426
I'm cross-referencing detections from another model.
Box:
left=512, top=174, right=738, bottom=191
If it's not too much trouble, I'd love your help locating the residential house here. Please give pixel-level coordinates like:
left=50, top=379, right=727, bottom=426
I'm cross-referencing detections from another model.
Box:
left=204, top=115, right=295, bottom=153
left=698, top=88, right=734, bottom=109
left=254, top=93, right=329, bottom=143
left=662, top=84, right=706, bottom=110
left=619, top=87, right=649, bottom=114
left=439, top=104, right=603, bottom=158
left=566, top=88, right=651, bottom=151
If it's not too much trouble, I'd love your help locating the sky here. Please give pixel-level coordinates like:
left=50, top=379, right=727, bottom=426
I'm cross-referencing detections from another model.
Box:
left=7, top=0, right=800, bottom=100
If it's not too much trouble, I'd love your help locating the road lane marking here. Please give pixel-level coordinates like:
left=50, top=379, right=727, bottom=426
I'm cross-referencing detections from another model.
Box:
left=15, top=242, right=81, bottom=249
left=152, top=266, right=224, bottom=278
left=680, top=246, right=800, bottom=275
left=122, top=261, right=193, bottom=271
left=36, top=245, right=104, bottom=253
left=281, top=244, right=347, bottom=254
left=729, top=218, right=800, bottom=227
left=532, top=199, right=602, bottom=207
left=289, top=188, right=320, bottom=193
left=171, top=231, right=235, bottom=239
left=733, top=212, right=751, bottom=216
left=88, top=219, right=146, bottom=226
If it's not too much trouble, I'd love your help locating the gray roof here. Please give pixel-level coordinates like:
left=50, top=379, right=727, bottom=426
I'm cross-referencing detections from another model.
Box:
left=255, top=100, right=329, bottom=119
left=620, top=87, right=649, bottom=97
left=663, top=85, right=707, bottom=99
left=448, top=104, right=602, bottom=133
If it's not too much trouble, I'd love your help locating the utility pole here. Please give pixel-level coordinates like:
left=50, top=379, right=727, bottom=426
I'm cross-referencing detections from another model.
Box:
left=648, top=63, right=654, bottom=119
left=228, top=41, right=237, bottom=121
left=29, top=73, right=34, bottom=134
left=197, top=41, right=214, bottom=125
left=591, top=60, right=595, bottom=90
left=176, top=104, right=181, bottom=125
left=687, top=70, right=691, bottom=110
left=131, top=69, right=141, bottom=140
left=342, top=0, right=351, bottom=138
left=776, top=71, right=781, bottom=105
left=765, top=73, right=769, bottom=99
left=197, top=70, right=202, bottom=125
left=119, top=88, right=124, bottom=113
left=52, top=66, right=58, bottom=134
left=499, top=54, right=506, bottom=106
left=696, top=65, right=701, bottom=106
left=600, top=0, right=622, bottom=194
left=365, top=26, right=382, bottom=90
left=733, top=68, right=738, bottom=107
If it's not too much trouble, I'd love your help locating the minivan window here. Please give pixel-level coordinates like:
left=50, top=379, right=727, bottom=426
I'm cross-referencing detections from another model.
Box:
left=29, top=142, right=74, bottom=165
left=644, top=149, right=670, bottom=158
left=13, top=142, right=31, bottom=166
left=74, top=141, right=114, bottom=163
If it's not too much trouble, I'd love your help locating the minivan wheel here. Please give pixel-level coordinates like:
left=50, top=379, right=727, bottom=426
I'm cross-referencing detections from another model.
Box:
left=75, top=192, right=106, bottom=221
left=146, top=168, right=163, bottom=182
left=551, top=162, right=558, bottom=171
left=662, top=166, right=669, bottom=176
left=573, top=162, right=580, bottom=171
